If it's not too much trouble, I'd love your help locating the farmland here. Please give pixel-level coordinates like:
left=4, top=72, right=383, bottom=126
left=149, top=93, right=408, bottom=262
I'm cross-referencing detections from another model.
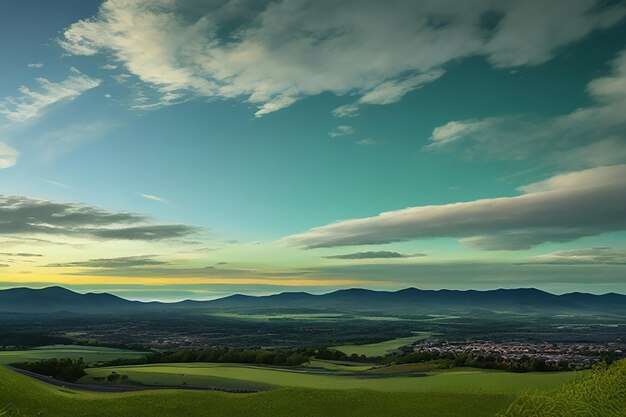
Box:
left=332, top=333, right=433, bottom=356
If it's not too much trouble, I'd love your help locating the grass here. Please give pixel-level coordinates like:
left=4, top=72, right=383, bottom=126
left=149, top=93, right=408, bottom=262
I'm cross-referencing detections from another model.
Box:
left=0, top=345, right=147, bottom=365
left=501, top=360, right=626, bottom=417
left=332, top=333, right=433, bottom=356
left=210, top=312, right=346, bottom=321
left=209, top=313, right=405, bottom=322
left=82, top=362, right=578, bottom=394
left=0, top=366, right=514, bottom=417
left=305, top=360, right=374, bottom=372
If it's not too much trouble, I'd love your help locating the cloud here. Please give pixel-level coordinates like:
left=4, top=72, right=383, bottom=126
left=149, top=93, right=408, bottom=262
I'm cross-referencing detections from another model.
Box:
left=43, top=179, right=73, bottom=189
left=0, top=253, right=42, bottom=257
left=0, top=68, right=101, bottom=123
left=328, top=125, right=353, bottom=138
left=0, top=143, right=19, bottom=169
left=334, top=70, right=444, bottom=117
left=425, top=48, right=626, bottom=167
left=36, top=121, right=117, bottom=161
left=27, top=63, right=44, bottom=69
left=282, top=164, right=626, bottom=250
left=357, top=138, right=376, bottom=146
left=139, top=193, right=167, bottom=203
left=59, top=0, right=625, bottom=116
left=45, top=255, right=168, bottom=268
left=0, top=195, right=199, bottom=241
left=519, top=247, right=626, bottom=265
left=325, top=251, right=425, bottom=259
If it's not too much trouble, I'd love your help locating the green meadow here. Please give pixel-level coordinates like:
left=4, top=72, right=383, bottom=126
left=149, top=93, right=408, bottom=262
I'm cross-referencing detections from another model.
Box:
left=0, top=366, right=514, bottom=417
left=0, top=345, right=147, bottom=365
left=82, top=362, right=577, bottom=394
left=331, top=333, right=433, bottom=356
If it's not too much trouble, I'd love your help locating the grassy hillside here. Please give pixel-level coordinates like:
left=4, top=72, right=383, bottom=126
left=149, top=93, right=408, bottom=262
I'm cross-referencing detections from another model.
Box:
left=82, top=362, right=577, bottom=394
left=501, top=360, right=626, bottom=417
left=0, top=345, right=147, bottom=365
left=0, top=366, right=512, bottom=417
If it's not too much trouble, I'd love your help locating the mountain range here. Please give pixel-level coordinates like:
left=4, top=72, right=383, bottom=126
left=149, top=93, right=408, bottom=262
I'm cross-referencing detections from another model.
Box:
left=1, top=286, right=625, bottom=316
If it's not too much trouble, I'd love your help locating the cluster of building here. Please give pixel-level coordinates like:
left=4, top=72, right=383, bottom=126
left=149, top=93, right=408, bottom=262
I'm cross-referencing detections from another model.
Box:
left=410, top=341, right=625, bottom=368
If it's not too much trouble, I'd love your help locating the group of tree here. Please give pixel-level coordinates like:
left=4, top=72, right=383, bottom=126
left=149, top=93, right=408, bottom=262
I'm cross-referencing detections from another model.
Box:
left=13, top=358, right=86, bottom=382
left=385, top=351, right=578, bottom=372
left=101, top=347, right=336, bottom=367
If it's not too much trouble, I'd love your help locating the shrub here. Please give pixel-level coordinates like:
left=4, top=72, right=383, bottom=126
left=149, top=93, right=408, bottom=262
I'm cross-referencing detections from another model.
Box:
left=500, top=360, right=626, bottom=417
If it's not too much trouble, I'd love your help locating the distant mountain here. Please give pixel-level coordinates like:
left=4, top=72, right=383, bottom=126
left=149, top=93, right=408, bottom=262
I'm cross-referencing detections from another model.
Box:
left=1, top=286, right=625, bottom=316
left=0, top=286, right=148, bottom=314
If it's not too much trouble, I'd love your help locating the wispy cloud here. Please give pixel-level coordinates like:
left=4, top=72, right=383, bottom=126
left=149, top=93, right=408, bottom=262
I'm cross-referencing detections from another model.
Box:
left=43, top=179, right=73, bottom=189
left=0, top=68, right=100, bottom=123
left=282, top=164, right=626, bottom=250
left=0, top=143, right=19, bottom=169
left=357, top=138, right=376, bottom=146
left=139, top=193, right=168, bottom=203
left=334, top=70, right=444, bottom=117
left=45, top=255, right=168, bottom=268
left=425, top=48, right=626, bottom=168
left=59, top=0, right=625, bottom=116
left=26, top=63, right=44, bottom=69
left=519, top=247, right=626, bottom=265
left=36, top=121, right=118, bottom=161
left=328, top=125, right=354, bottom=138
left=325, top=251, right=425, bottom=259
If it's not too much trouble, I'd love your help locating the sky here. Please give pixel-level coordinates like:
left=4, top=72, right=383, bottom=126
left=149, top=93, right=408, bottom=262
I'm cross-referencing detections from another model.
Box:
left=0, top=0, right=625, bottom=301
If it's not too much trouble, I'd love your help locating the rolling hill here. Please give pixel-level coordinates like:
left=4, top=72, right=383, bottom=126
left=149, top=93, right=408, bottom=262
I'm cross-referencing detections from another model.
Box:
left=1, top=286, right=625, bottom=316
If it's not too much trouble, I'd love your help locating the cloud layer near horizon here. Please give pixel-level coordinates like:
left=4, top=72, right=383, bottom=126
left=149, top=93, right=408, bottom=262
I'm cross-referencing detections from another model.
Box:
left=0, top=195, right=198, bottom=241
left=59, top=0, right=625, bottom=116
left=283, top=165, right=626, bottom=250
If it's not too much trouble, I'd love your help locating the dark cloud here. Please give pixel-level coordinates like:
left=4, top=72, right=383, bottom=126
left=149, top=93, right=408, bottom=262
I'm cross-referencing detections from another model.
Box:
left=283, top=165, right=626, bottom=250
left=325, top=251, right=425, bottom=259
left=45, top=255, right=168, bottom=268
left=0, top=195, right=199, bottom=241
left=0, top=252, right=42, bottom=257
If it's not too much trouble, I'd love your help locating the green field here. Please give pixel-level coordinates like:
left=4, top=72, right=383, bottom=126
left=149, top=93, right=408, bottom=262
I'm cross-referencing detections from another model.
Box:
left=332, top=333, right=433, bottom=356
left=0, top=345, right=147, bottom=365
left=0, top=366, right=514, bottom=417
left=210, top=313, right=405, bottom=322
left=82, top=362, right=578, bottom=394
left=210, top=312, right=346, bottom=321
left=305, top=359, right=374, bottom=372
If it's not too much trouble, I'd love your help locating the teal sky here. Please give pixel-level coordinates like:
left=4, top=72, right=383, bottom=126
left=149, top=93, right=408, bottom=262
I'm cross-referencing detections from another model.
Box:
left=1, top=0, right=625, bottom=301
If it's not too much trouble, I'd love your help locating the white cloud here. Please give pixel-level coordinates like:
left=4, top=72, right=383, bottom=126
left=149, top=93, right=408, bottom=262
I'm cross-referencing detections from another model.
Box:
left=426, top=49, right=626, bottom=167
left=27, top=63, right=44, bottom=69
left=334, top=70, right=444, bottom=117
left=0, top=143, right=19, bottom=169
left=0, top=68, right=101, bottom=123
left=282, top=164, right=626, bottom=250
left=357, top=138, right=376, bottom=146
left=428, top=120, right=492, bottom=147
left=140, top=193, right=168, bottom=203
left=35, top=121, right=117, bottom=161
left=328, top=125, right=354, bottom=138
left=59, top=0, right=625, bottom=116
